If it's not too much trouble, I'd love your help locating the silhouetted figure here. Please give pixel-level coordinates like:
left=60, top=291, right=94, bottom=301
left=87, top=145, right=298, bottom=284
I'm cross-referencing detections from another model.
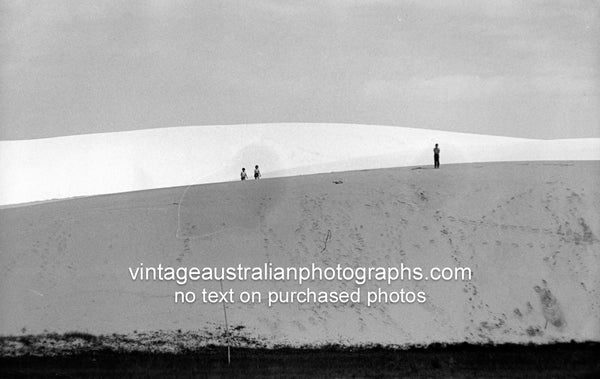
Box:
left=433, top=144, right=440, bottom=168
left=240, top=168, right=248, bottom=181
left=254, top=165, right=261, bottom=180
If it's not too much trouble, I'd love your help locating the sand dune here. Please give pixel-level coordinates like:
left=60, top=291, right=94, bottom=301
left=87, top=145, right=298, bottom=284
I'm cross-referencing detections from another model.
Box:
left=1, top=161, right=598, bottom=347
left=1, top=123, right=599, bottom=206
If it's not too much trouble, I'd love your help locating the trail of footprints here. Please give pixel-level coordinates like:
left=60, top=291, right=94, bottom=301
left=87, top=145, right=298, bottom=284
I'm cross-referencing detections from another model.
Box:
left=223, top=180, right=597, bottom=338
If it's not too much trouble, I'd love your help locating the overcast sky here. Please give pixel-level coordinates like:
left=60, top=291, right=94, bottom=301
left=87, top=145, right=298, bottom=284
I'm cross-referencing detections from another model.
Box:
left=1, top=0, right=598, bottom=140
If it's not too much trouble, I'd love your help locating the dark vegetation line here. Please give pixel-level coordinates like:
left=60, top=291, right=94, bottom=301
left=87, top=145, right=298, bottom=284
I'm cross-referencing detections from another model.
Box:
left=1, top=342, right=599, bottom=379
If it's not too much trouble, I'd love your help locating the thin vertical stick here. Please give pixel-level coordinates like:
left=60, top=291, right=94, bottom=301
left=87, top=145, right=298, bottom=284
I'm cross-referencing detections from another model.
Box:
left=220, top=279, right=231, bottom=365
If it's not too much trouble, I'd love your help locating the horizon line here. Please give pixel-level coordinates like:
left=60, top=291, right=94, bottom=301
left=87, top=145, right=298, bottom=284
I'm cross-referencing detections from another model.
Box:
left=3, top=122, right=600, bottom=143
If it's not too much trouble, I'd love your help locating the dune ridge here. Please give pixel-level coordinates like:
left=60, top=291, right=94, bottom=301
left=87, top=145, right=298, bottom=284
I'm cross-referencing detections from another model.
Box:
left=2, top=123, right=599, bottom=206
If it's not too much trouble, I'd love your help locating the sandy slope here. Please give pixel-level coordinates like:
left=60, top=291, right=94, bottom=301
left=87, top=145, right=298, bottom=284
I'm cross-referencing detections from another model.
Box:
left=1, top=161, right=599, bottom=346
left=2, top=123, right=600, bottom=206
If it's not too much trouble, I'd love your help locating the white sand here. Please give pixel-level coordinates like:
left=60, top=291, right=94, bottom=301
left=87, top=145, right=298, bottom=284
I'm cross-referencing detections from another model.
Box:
left=1, top=123, right=599, bottom=206
left=1, top=161, right=598, bottom=346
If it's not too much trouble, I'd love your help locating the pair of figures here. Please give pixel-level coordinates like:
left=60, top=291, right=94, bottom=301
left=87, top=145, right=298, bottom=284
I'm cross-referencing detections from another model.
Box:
left=241, top=165, right=261, bottom=181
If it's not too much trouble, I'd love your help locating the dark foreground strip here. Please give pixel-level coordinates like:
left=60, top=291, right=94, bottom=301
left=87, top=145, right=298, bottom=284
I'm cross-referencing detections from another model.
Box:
left=1, top=342, right=599, bottom=378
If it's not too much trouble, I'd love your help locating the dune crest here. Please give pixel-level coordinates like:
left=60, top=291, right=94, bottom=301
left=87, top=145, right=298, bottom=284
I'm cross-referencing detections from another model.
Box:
left=2, top=123, right=600, bottom=206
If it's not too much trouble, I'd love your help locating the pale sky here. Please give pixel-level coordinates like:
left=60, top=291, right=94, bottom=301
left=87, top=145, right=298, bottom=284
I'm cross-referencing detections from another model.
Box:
left=1, top=0, right=599, bottom=140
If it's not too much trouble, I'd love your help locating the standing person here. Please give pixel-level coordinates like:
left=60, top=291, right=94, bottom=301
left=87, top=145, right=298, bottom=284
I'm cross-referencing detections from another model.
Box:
left=240, top=168, right=248, bottom=181
left=433, top=144, right=440, bottom=169
left=254, top=165, right=261, bottom=180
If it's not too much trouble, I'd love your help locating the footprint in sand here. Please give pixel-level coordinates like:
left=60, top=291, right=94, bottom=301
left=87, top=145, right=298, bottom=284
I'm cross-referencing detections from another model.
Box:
left=292, top=320, right=306, bottom=332
left=534, top=281, right=565, bottom=329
